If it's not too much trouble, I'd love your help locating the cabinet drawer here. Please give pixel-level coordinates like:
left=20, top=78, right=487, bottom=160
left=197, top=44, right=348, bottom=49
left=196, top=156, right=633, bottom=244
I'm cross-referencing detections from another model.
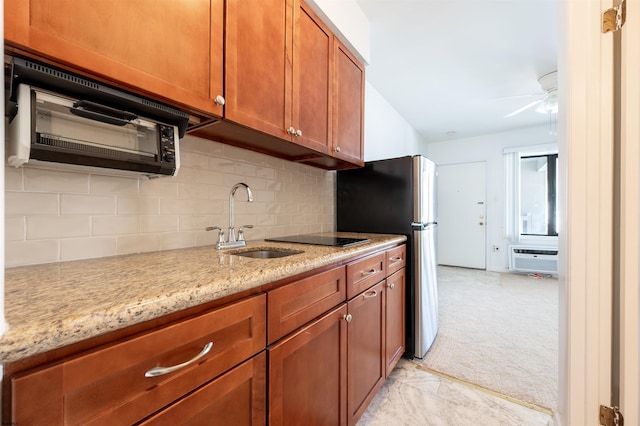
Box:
left=386, top=245, right=407, bottom=276
left=11, top=294, right=266, bottom=425
left=141, top=352, right=266, bottom=425
left=346, top=252, right=385, bottom=299
left=268, top=266, right=346, bottom=344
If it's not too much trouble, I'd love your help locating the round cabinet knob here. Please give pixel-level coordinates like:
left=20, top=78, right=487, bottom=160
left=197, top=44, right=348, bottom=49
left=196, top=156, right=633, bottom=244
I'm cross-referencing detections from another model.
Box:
left=343, top=313, right=353, bottom=323
left=388, top=283, right=395, bottom=289
left=287, top=127, right=296, bottom=135
left=295, top=129, right=303, bottom=137
left=214, top=95, right=225, bottom=106
left=334, top=146, right=341, bottom=153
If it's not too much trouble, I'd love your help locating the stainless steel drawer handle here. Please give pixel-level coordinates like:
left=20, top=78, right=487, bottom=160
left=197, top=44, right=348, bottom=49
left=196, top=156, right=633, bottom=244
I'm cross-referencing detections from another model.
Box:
left=145, top=342, right=214, bottom=378
left=389, top=256, right=402, bottom=264
left=361, top=268, right=378, bottom=277
left=363, top=290, right=378, bottom=299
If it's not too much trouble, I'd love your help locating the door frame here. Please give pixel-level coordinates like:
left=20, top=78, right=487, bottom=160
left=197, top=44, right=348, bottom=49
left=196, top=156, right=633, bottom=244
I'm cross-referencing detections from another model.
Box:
left=619, top=0, right=639, bottom=421
left=559, top=0, right=639, bottom=424
left=558, top=0, right=614, bottom=424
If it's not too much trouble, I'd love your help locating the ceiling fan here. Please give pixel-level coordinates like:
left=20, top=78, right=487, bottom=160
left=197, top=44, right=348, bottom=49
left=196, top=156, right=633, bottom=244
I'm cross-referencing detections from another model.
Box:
left=504, top=71, right=558, bottom=118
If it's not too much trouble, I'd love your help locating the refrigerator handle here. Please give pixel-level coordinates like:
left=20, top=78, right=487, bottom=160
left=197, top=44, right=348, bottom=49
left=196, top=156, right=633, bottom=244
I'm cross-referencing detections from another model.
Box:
left=411, top=222, right=426, bottom=230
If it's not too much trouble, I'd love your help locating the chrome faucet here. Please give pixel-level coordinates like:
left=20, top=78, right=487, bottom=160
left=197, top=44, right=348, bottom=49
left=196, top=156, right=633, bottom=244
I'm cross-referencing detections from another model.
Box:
left=206, top=182, right=254, bottom=249
left=228, top=182, right=254, bottom=243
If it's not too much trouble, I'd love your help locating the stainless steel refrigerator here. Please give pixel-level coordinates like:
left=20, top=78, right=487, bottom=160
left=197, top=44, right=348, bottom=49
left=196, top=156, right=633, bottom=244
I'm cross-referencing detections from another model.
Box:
left=337, top=155, right=438, bottom=359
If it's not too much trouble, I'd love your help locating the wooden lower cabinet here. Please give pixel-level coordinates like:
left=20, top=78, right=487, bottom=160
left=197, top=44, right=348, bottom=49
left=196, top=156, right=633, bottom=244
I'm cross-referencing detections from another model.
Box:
left=268, top=304, right=348, bottom=425
left=346, top=281, right=386, bottom=426
left=141, top=352, right=266, bottom=425
left=385, top=269, right=406, bottom=377
left=8, top=294, right=266, bottom=425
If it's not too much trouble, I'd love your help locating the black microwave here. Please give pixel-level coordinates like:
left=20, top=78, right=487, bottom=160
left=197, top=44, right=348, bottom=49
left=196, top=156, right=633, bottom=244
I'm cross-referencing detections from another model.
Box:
left=6, top=58, right=189, bottom=178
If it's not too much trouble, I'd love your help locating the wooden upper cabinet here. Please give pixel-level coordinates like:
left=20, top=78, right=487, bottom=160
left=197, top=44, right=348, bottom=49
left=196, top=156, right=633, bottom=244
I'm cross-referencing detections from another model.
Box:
left=291, top=1, right=333, bottom=154
left=225, top=0, right=333, bottom=154
left=4, top=0, right=223, bottom=117
left=333, top=39, right=365, bottom=166
left=224, top=0, right=289, bottom=138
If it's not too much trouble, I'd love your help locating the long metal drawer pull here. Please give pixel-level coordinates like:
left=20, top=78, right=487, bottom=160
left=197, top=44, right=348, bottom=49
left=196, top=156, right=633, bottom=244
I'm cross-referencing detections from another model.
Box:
left=363, top=290, right=378, bottom=299
left=361, top=268, right=378, bottom=277
left=389, top=256, right=402, bottom=264
left=145, top=342, right=214, bottom=378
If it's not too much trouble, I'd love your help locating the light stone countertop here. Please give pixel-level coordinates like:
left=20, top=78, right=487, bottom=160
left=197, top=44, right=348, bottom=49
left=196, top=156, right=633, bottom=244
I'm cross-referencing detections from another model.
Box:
left=1, top=232, right=406, bottom=364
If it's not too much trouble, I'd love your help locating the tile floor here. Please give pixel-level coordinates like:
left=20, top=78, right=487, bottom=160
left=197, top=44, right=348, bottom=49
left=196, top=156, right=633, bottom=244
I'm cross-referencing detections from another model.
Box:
left=357, top=358, right=553, bottom=426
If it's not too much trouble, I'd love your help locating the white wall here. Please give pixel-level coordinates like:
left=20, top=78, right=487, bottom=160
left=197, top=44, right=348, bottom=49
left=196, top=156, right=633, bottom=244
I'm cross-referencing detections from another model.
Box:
left=426, top=124, right=557, bottom=272
left=306, top=0, right=370, bottom=64
left=364, top=82, right=428, bottom=161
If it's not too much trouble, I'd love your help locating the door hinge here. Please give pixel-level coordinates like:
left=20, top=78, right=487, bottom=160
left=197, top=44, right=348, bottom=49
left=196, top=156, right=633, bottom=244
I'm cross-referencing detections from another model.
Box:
left=602, top=0, right=626, bottom=33
left=600, top=405, right=624, bottom=426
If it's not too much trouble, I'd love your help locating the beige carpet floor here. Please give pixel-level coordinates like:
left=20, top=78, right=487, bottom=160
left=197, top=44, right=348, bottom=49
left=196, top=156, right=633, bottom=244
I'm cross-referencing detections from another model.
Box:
left=417, top=266, right=558, bottom=411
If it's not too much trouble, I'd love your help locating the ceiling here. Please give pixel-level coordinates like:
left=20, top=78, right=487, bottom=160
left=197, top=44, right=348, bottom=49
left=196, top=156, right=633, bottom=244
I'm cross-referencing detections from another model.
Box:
left=355, top=0, right=558, bottom=143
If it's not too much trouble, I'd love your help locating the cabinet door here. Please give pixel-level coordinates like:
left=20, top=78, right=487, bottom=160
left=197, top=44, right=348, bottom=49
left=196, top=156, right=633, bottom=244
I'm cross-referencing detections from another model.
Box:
left=269, top=304, right=348, bottom=426
left=332, top=39, right=365, bottom=166
left=225, top=0, right=290, bottom=140
left=385, top=269, right=406, bottom=377
left=140, top=352, right=266, bottom=426
left=291, top=0, right=333, bottom=154
left=347, top=281, right=385, bottom=426
left=5, top=0, right=222, bottom=116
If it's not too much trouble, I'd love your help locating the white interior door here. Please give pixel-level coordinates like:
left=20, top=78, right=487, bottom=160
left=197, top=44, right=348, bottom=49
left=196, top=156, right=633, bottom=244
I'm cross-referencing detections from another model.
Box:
left=437, top=161, right=486, bottom=269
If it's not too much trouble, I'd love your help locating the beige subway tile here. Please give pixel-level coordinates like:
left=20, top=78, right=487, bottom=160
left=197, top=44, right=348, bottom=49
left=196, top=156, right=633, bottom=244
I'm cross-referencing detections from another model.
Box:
left=90, top=174, right=139, bottom=196
left=180, top=214, right=226, bottom=231
left=24, top=168, right=89, bottom=193
left=139, top=178, right=178, bottom=197
left=61, top=237, right=117, bottom=261
left=160, top=231, right=197, bottom=250
left=27, top=216, right=90, bottom=239
left=5, top=192, right=59, bottom=216
left=61, top=194, right=115, bottom=215
left=116, top=234, right=160, bottom=255
left=180, top=151, right=210, bottom=170
left=5, top=217, right=25, bottom=241
left=256, top=167, right=276, bottom=179
left=161, top=198, right=223, bottom=215
left=178, top=182, right=217, bottom=200
left=235, top=162, right=257, bottom=177
left=5, top=167, right=23, bottom=190
left=140, top=215, right=179, bottom=233
left=6, top=240, right=59, bottom=267
left=117, top=197, right=161, bottom=215
left=92, top=215, right=140, bottom=236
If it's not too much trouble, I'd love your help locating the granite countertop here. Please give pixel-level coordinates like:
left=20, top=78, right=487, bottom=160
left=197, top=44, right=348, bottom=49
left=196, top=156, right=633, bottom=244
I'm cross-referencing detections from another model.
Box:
left=1, top=232, right=406, bottom=364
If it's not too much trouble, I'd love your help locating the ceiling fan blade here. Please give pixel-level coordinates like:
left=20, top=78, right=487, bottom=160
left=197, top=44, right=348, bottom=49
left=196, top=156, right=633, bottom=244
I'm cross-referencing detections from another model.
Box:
left=503, top=98, right=545, bottom=118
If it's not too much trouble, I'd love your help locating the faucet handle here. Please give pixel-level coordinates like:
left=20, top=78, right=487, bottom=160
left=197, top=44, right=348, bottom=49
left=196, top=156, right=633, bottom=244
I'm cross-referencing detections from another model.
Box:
left=237, top=225, right=254, bottom=242
left=205, top=226, right=225, bottom=244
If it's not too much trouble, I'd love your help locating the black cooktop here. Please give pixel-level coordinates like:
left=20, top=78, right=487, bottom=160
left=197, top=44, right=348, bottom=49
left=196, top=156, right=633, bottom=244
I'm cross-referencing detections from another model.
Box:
left=265, top=235, right=370, bottom=247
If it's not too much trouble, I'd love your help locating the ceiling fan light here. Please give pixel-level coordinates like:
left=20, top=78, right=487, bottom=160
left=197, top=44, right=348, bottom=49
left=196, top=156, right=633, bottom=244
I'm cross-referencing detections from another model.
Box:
left=535, top=102, right=558, bottom=114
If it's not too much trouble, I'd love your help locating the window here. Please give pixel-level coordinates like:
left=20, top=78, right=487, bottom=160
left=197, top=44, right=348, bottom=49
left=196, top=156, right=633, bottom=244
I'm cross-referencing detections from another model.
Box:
left=504, top=143, right=558, bottom=243
left=519, top=154, right=558, bottom=236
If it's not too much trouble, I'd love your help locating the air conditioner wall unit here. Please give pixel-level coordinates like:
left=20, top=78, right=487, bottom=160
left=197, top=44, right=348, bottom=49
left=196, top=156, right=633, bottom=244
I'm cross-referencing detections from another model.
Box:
left=508, top=245, right=558, bottom=274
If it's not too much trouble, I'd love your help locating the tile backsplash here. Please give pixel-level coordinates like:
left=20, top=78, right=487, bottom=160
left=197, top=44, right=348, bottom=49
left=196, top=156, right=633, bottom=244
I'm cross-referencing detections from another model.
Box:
left=5, top=135, right=336, bottom=267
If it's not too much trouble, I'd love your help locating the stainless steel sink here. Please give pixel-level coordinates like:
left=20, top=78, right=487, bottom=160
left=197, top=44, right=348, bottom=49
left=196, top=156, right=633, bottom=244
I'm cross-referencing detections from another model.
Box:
left=230, top=248, right=304, bottom=259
